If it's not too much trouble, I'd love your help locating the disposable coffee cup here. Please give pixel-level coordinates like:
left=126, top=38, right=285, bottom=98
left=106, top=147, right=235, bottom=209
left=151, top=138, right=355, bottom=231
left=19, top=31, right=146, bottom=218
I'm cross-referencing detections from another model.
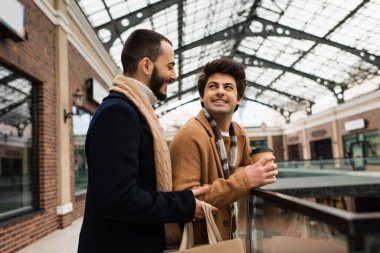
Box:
left=250, top=147, right=274, bottom=165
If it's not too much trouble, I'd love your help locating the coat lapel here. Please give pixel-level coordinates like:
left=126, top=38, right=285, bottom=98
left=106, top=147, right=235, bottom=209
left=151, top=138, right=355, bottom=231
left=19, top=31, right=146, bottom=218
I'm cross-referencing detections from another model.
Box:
left=195, top=111, right=225, bottom=179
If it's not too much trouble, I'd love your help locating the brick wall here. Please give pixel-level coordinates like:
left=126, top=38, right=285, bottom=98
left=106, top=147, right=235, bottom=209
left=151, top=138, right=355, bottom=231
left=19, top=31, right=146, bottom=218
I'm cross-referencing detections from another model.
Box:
left=68, top=43, right=108, bottom=114
left=0, top=1, right=58, bottom=252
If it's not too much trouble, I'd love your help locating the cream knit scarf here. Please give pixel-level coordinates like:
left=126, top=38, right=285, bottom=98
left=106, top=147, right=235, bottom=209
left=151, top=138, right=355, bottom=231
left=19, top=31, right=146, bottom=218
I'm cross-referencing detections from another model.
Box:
left=109, top=75, right=172, bottom=192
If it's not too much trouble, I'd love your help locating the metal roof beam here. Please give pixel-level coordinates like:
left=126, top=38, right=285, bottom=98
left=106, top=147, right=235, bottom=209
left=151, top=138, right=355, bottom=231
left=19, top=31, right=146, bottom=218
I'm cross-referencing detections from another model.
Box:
left=94, top=0, right=182, bottom=50
left=249, top=17, right=379, bottom=67
left=0, top=99, right=25, bottom=118
left=244, top=96, right=292, bottom=123
left=230, top=0, right=262, bottom=56
left=162, top=86, right=197, bottom=106
left=237, top=51, right=346, bottom=103
left=247, top=80, right=314, bottom=106
left=175, top=17, right=254, bottom=54
left=157, top=96, right=199, bottom=118
left=246, top=0, right=369, bottom=105
left=155, top=75, right=313, bottom=111
left=0, top=73, right=29, bottom=96
left=0, top=73, right=17, bottom=83
left=173, top=17, right=378, bottom=68
left=177, top=0, right=185, bottom=100
left=236, top=51, right=338, bottom=89
left=158, top=94, right=293, bottom=123
left=154, top=66, right=203, bottom=108
left=157, top=86, right=299, bottom=122
left=244, top=96, right=274, bottom=109
left=178, top=66, right=203, bottom=80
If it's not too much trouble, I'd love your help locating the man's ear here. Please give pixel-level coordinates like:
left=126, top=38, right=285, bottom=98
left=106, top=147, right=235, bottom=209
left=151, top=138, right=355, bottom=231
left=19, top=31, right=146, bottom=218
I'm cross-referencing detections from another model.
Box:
left=236, top=97, right=243, bottom=105
left=139, top=57, right=153, bottom=75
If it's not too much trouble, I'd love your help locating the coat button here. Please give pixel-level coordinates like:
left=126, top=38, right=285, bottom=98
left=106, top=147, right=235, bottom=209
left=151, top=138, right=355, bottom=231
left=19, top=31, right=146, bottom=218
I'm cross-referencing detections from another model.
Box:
left=223, top=220, right=229, bottom=227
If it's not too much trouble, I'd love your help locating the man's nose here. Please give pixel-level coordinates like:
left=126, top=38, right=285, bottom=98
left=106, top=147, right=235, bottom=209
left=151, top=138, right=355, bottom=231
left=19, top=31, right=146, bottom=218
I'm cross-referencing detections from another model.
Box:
left=216, top=86, right=225, bottom=95
left=170, top=69, right=177, bottom=83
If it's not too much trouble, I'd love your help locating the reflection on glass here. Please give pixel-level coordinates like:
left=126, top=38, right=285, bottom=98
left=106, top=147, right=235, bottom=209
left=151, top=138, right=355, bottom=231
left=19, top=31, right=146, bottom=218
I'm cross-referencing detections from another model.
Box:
left=73, top=111, right=91, bottom=195
left=342, top=130, right=380, bottom=170
left=250, top=139, right=268, bottom=149
left=250, top=196, right=347, bottom=253
left=0, top=64, right=36, bottom=219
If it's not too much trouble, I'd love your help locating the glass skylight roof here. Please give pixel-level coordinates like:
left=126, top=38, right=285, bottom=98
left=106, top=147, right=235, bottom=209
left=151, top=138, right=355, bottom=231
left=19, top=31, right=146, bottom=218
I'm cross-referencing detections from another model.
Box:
left=76, top=0, right=380, bottom=123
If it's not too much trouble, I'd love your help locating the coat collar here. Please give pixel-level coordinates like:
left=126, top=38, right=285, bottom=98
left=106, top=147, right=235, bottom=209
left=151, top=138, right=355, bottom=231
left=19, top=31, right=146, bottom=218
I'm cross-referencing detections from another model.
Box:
left=195, top=110, right=215, bottom=138
left=194, top=110, right=223, bottom=178
left=194, top=110, right=247, bottom=178
left=194, top=110, right=245, bottom=138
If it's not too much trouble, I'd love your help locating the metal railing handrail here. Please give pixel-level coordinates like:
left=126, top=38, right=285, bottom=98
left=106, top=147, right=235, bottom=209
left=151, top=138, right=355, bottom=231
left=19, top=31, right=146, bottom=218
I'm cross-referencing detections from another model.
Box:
left=250, top=188, right=380, bottom=236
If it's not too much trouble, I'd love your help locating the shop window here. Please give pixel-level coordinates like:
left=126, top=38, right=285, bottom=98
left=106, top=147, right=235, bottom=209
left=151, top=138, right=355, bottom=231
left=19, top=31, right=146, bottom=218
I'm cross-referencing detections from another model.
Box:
left=73, top=110, right=91, bottom=196
left=310, top=138, right=333, bottom=160
left=288, top=144, right=303, bottom=160
left=250, top=139, right=268, bottom=149
left=343, top=134, right=356, bottom=158
left=343, top=130, right=380, bottom=158
left=343, top=130, right=380, bottom=168
left=363, top=131, right=380, bottom=157
left=0, top=63, right=39, bottom=220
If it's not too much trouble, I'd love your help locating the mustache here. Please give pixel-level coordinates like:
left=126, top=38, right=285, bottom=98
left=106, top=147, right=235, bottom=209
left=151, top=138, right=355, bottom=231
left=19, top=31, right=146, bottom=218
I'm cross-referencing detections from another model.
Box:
left=165, top=79, right=174, bottom=84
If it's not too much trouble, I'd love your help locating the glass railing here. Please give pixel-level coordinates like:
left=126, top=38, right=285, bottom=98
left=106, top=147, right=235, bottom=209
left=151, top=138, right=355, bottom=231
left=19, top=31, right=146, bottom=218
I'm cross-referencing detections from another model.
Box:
left=240, top=189, right=380, bottom=253
left=276, top=157, right=380, bottom=172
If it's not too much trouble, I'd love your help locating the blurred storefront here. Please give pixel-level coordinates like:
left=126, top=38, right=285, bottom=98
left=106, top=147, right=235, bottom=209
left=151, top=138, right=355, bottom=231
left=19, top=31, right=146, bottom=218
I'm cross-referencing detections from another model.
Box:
left=252, top=89, right=380, bottom=171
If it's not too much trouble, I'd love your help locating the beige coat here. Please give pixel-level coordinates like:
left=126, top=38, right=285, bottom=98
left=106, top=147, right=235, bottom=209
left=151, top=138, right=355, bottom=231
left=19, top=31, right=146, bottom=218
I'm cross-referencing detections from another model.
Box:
left=170, top=111, right=252, bottom=244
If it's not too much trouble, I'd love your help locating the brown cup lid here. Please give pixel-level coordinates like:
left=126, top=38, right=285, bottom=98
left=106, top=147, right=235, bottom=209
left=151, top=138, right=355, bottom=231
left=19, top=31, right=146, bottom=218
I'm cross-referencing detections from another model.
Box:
left=251, top=147, right=273, bottom=155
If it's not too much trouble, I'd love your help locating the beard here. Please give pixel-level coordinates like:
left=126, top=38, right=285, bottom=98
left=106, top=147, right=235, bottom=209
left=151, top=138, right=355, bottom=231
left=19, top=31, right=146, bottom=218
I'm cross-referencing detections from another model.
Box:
left=150, top=66, right=167, bottom=101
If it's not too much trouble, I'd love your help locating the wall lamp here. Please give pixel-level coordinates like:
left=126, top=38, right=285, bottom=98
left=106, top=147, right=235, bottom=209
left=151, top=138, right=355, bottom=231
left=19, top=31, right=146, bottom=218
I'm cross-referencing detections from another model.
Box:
left=64, top=89, right=84, bottom=123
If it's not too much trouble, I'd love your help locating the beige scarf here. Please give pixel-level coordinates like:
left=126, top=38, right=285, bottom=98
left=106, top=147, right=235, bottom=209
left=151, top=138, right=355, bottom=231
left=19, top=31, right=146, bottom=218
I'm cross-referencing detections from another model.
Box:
left=110, top=75, right=182, bottom=245
left=109, top=75, right=172, bottom=192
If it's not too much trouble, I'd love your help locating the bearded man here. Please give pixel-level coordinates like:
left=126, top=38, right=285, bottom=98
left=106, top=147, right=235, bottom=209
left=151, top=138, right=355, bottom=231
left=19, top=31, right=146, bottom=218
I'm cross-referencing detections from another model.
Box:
left=77, top=29, right=215, bottom=253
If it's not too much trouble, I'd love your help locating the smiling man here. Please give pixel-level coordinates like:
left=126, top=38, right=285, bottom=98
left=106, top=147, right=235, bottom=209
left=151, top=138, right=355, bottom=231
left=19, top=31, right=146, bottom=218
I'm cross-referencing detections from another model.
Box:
left=77, top=29, right=215, bottom=253
left=170, top=58, right=278, bottom=244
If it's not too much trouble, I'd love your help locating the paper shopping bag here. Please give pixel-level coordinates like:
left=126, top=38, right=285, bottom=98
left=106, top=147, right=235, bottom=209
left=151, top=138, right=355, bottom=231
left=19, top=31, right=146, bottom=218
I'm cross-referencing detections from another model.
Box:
left=164, top=201, right=245, bottom=253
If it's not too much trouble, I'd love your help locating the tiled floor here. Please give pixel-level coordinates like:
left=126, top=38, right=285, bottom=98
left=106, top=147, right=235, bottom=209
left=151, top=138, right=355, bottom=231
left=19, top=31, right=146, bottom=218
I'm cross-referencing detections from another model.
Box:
left=17, top=217, right=83, bottom=253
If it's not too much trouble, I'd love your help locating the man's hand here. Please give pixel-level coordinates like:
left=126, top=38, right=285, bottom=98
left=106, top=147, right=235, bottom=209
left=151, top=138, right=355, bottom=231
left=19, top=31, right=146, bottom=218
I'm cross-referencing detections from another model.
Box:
left=245, top=155, right=278, bottom=188
left=191, top=186, right=218, bottom=220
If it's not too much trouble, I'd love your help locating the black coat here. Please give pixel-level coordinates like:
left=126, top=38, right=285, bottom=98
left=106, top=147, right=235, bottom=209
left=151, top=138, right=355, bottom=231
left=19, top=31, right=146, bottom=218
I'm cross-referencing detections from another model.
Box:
left=78, top=91, right=195, bottom=253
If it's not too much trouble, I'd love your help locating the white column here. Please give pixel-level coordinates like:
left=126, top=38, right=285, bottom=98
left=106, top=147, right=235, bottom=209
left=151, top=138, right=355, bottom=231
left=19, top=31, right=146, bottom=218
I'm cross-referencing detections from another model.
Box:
left=55, top=0, right=72, bottom=216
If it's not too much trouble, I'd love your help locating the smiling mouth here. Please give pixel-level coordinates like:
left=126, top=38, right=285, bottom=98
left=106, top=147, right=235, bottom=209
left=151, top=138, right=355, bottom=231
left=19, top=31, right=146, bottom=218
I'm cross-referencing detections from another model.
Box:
left=212, top=99, right=227, bottom=104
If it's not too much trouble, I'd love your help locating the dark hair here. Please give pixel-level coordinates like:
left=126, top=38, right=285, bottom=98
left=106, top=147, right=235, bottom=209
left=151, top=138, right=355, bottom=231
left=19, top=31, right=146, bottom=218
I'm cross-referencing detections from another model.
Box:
left=121, top=29, right=172, bottom=75
left=197, top=58, right=247, bottom=111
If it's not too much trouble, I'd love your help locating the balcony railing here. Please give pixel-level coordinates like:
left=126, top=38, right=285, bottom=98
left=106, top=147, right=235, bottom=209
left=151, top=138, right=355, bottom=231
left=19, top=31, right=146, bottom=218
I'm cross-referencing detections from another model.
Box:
left=238, top=189, right=380, bottom=253
left=276, top=157, right=380, bottom=172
